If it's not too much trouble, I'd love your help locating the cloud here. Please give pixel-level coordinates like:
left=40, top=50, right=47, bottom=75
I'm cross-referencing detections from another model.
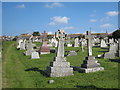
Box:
left=17, top=4, right=25, bottom=8
left=48, top=32, right=53, bottom=35
left=100, top=24, right=114, bottom=28
left=106, top=11, right=119, bottom=16
left=45, top=2, right=63, bottom=8
left=100, top=16, right=110, bottom=22
left=62, top=26, right=75, bottom=30
left=89, top=19, right=97, bottom=22
left=48, top=16, right=70, bottom=25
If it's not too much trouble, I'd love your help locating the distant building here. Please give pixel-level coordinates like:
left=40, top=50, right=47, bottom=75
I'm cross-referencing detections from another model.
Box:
left=91, top=33, right=108, bottom=38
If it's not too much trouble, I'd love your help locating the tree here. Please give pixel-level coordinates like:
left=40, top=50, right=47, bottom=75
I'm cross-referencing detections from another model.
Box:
left=32, top=32, right=40, bottom=36
left=112, top=29, right=120, bottom=39
left=47, top=35, right=52, bottom=39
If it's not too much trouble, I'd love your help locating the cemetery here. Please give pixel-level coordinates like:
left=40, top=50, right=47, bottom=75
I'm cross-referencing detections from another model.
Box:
left=2, top=29, right=120, bottom=88
left=1, top=1, right=120, bottom=89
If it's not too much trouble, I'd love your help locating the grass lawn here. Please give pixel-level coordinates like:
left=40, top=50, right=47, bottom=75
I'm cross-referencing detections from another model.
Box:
left=2, top=41, right=119, bottom=88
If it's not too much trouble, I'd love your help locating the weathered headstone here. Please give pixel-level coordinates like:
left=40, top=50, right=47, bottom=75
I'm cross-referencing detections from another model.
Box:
left=31, top=52, right=40, bottom=59
left=20, top=39, right=26, bottom=50
left=66, top=40, right=72, bottom=47
left=100, top=39, right=107, bottom=47
left=44, top=30, right=73, bottom=77
left=39, top=31, right=50, bottom=54
left=109, top=38, right=114, bottom=44
left=104, top=52, right=115, bottom=59
left=104, top=43, right=117, bottom=59
left=17, top=39, right=23, bottom=49
left=67, top=51, right=77, bottom=56
left=74, top=31, right=104, bottom=73
left=80, top=39, right=86, bottom=52
left=24, top=42, right=35, bottom=55
left=74, top=38, right=79, bottom=47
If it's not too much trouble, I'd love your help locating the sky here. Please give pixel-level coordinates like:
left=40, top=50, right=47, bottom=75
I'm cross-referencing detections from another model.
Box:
left=2, top=2, right=119, bottom=36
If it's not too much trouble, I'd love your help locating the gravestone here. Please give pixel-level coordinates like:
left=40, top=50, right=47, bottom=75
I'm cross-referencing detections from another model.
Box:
left=109, top=43, right=117, bottom=53
left=67, top=51, right=77, bottom=56
left=100, top=39, right=107, bottom=47
left=24, top=42, right=35, bottom=55
left=17, top=39, right=23, bottom=49
left=104, top=43, right=117, bottom=59
left=104, top=52, right=115, bottom=59
left=20, top=39, right=26, bottom=50
left=74, top=38, right=79, bottom=47
left=109, top=38, right=114, bottom=44
left=39, top=31, right=50, bottom=54
left=95, top=38, right=100, bottom=43
left=80, top=39, right=86, bottom=52
left=67, top=40, right=72, bottom=47
left=74, top=31, right=104, bottom=73
left=44, top=30, right=73, bottom=77
left=31, top=52, right=40, bottom=59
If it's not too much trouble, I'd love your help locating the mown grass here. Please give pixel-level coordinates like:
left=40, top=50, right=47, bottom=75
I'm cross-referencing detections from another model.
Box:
left=2, top=41, right=119, bottom=88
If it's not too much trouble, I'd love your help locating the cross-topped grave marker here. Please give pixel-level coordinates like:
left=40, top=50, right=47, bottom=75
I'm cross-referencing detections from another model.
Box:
left=55, top=30, right=67, bottom=58
left=42, top=30, right=48, bottom=42
left=39, top=31, right=50, bottom=54
left=85, top=31, right=94, bottom=56
left=44, top=29, right=73, bottom=77
left=74, top=31, right=104, bottom=73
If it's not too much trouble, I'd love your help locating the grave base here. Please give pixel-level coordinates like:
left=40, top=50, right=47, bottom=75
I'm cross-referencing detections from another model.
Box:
left=104, top=52, right=115, bottom=59
left=40, top=52, right=50, bottom=54
left=44, top=66, right=73, bottom=77
left=74, top=67, right=104, bottom=73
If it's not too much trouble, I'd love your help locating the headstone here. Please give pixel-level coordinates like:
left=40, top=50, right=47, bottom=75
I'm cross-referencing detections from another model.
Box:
left=67, top=44, right=72, bottom=47
left=104, top=43, right=117, bottom=59
left=92, top=39, right=95, bottom=46
left=31, top=52, right=40, bottom=59
left=74, top=31, right=104, bottom=73
left=74, top=38, right=79, bottom=47
left=39, top=31, right=50, bottom=54
left=20, top=39, right=26, bottom=50
left=67, top=51, right=77, bottom=56
left=24, top=42, right=35, bottom=55
left=109, top=38, right=114, bottom=44
left=17, top=39, right=23, bottom=49
left=100, top=39, right=107, bottom=47
left=109, top=43, right=117, bottom=53
left=66, top=40, right=72, bottom=47
left=80, top=39, right=86, bottom=52
left=104, top=52, right=115, bottom=59
left=44, top=30, right=73, bottom=77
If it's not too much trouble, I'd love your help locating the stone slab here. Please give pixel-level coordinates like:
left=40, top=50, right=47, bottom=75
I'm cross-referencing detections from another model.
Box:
left=74, top=66, right=104, bottom=73
left=41, top=52, right=50, bottom=54
left=31, top=52, right=40, bottom=59
left=104, top=52, right=115, bottom=59
left=44, top=66, right=73, bottom=77
left=67, top=51, right=77, bottom=56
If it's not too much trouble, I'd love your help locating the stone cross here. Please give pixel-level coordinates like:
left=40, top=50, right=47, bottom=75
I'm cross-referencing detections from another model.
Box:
left=55, top=30, right=67, bottom=58
left=85, top=31, right=94, bottom=56
left=42, top=30, right=48, bottom=42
